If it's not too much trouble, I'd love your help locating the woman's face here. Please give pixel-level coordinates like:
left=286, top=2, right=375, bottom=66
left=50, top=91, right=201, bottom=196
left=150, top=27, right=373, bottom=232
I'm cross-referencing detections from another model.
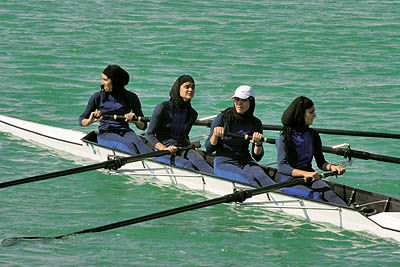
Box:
left=304, top=105, right=316, bottom=126
left=102, top=73, right=112, bottom=92
left=180, top=81, right=195, bottom=102
left=233, top=97, right=250, bottom=114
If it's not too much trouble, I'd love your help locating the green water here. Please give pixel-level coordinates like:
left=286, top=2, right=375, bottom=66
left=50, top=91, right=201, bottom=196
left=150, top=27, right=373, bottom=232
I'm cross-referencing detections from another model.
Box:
left=1, top=0, right=400, bottom=265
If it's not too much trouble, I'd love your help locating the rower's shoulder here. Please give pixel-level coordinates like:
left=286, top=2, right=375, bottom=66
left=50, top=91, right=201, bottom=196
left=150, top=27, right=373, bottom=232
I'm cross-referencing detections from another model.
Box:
left=151, top=100, right=169, bottom=114
left=211, top=113, right=224, bottom=126
left=210, top=112, right=223, bottom=122
left=88, top=91, right=102, bottom=102
left=309, top=128, right=319, bottom=136
left=252, top=116, right=263, bottom=126
left=124, top=89, right=139, bottom=99
left=189, top=106, right=198, bottom=117
left=156, top=100, right=169, bottom=109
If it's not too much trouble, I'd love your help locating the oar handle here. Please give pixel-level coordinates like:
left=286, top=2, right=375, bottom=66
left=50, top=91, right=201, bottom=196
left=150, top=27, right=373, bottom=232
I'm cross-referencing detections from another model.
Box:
left=318, top=170, right=338, bottom=179
left=225, top=132, right=275, bottom=145
left=100, top=114, right=151, bottom=123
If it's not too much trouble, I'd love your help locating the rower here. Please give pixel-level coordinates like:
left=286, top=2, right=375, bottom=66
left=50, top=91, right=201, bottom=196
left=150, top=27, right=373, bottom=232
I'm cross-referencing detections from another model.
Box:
left=79, top=65, right=152, bottom=155
left=146, top=75, right=214, bottom=174
left=204, top=85, right=276, bottom=187
left=276, top=96, right=347, bottom=205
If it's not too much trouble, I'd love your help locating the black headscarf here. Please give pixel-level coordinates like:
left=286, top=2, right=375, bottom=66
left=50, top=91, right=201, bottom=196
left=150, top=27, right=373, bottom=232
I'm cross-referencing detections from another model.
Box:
left=281, top=96, right=315, bottom=166
left=169, top=75, right=195, bottom=109
left=101, top=64, right=129, bottom=93
left=222, top=96, right=256, bottom=132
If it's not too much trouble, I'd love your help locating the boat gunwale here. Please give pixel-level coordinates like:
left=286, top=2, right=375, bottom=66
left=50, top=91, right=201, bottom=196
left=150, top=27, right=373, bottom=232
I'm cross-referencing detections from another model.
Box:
left=0, top=118, right=83, bottom=147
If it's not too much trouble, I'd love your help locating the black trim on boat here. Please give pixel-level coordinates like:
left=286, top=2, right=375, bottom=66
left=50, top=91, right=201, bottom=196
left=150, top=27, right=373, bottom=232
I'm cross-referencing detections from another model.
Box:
left=328, top=181, right=400, bottom=214
left=0, top=119, right=83, bottom=147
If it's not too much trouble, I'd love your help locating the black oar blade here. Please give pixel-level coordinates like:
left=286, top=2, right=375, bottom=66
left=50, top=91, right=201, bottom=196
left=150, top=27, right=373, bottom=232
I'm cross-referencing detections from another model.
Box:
left=0, top=236, right=54, bottom=247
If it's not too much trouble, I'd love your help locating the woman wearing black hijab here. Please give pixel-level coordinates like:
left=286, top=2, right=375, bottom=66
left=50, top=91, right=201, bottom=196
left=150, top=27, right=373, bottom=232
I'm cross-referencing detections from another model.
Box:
left=205, top=85, right=275, bottom=187
left=79, top=64, right=152, bottom=154
left=276, top=96, right=347, bottom=205
left=146, top=75, right=213, bottom=174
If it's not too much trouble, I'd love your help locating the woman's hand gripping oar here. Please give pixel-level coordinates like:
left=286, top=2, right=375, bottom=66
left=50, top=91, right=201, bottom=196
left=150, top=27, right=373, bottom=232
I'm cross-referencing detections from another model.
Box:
left=100, top=114, right=150, bottom=123
left=0, top=145, right=194, bottom=189
left=0, top=170, right=340, bottom=246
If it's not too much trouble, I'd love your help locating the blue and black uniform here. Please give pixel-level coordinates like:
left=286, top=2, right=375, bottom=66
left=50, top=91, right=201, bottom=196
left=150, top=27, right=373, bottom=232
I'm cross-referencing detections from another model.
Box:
left=276, top=96, right=347, bottom=206
left=205, top=112, right=275, bottom=187
left=146, top=75, right=213, bottom=174
left=79, top=65, right=152, bottom=155
left=276, top=129, right=346, bottom=205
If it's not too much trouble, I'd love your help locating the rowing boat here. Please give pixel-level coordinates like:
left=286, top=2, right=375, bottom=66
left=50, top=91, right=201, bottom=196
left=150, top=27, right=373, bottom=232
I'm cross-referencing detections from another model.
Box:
left=1, top=114, right=399, bottom=242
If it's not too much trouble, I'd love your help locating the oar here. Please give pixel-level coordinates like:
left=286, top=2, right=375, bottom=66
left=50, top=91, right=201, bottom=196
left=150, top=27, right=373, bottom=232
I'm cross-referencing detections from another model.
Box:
left=320, top=146, right=400, bottom=164
left=194, top=119, right=400, bottom=139
left=101, top=114, right=215, bottom=125
left=0, top=146, right=193, bottom=189
left=224, top=132, right=276, bottom=145
left=101, top=114, right=150, bottom=122
left=0, top=171, right=339, bottom=245
left=225, top=132, right=400, bottom=165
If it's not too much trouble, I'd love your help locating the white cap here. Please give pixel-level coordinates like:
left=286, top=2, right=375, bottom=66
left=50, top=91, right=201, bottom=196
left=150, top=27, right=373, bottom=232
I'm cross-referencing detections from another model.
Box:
left=231, top=85, right=255, bottom=99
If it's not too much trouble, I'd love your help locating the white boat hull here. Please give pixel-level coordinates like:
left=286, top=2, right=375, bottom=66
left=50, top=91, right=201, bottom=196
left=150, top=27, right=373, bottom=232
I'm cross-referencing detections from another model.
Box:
left=1, top=114, right=399, bottom=242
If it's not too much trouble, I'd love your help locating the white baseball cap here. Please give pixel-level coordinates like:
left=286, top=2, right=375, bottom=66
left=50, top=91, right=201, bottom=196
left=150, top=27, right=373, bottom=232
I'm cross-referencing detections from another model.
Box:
left=232, top=85, right=255, bottom=99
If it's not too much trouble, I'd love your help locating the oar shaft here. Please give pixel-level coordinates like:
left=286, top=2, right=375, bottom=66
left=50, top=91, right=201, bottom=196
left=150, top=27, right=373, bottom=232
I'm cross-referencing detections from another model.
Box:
left=0, top=148, right=196, bottom=189
left=59, top=192, right=232, bottom=238
left=59, top=177, right=314, bottom=238
left=225, top=133, right=400, bottom=165
left=263, top=124, right=400, bottom=139
left=257, top=124, right=400, bottom=139
left=106, top=116, right=400, bottom=140
left=193, top=120, right=400, bottom=139
left=0, top=162, right=107, bottom=189
left=105, top=116, right=400, bottom=139
left=322, top=146, right=400, bottom=164
left=102, top=115, right=212, bottom=128
left=311, top=127, right=400, bottom=139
